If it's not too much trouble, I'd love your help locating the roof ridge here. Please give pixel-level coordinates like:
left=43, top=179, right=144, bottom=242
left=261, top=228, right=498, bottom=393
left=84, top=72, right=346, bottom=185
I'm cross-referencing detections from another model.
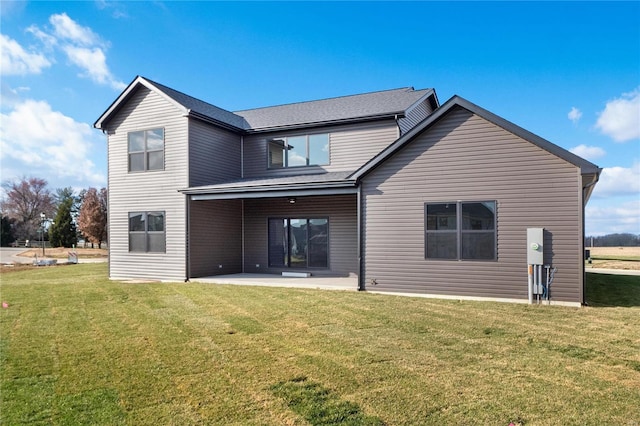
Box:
left=234, top=87, right=427, bottom=113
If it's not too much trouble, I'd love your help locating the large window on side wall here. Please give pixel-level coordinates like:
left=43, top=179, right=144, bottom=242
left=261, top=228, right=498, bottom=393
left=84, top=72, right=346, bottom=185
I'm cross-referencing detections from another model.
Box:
left=268, top=134, right=329, bottom=169
left=425, top=201, right=496, bottom=260
left=268, top=218, right=328, bottom=268
left=128, top=128, right=164, bottom=172
left=129, top=211, right=166, bottom=253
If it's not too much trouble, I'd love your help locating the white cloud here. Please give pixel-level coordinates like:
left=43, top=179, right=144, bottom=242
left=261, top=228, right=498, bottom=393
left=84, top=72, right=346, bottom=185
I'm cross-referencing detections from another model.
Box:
left=0, top=99, right=106, bottom=187
left=26, top=25, right=58, bottom=49
left=49, top=13, right=100, bottom=46
left=595, top=88, right=640, bottom=142
left=23, top=13, right=126, bottom=91
left=586, top=199, right=640, bottom=236
left=0, top=33, right=51, bottom=75
left=590, top=162, right=640, bottom=198
left=96, top=1, right=129, bottom=19
left=0, top=82, right=30, bottom=109
left=568, top=107, right=582, bottom=124
left=569, top=144, right=605, bottom=161
left=63, top=45, right=126, bottom=90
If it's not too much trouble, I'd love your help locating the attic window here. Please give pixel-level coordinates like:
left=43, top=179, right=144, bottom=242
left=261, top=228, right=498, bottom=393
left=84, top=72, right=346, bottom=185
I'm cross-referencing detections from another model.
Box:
left=128, top=128, right=164, bottom=172
left=268, top=134, right=329, bottom=169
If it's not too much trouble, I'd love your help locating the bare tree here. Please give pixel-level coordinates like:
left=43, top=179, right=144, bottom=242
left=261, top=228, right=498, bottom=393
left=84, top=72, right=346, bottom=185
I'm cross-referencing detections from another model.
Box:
left=77, top=187, right=108, bottom=248
left=0, top=177, right=55, bottom=241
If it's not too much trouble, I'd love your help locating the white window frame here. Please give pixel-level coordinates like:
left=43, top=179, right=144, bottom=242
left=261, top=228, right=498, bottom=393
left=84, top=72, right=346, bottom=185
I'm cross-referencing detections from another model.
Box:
left=128, top=128, right=165, bottom=172
left=128, top=211, right=166, bottom=253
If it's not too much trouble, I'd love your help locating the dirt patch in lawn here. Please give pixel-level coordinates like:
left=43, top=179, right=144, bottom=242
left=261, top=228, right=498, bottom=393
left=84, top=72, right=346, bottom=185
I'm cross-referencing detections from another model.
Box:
left=17, top=247, right=108, bottom=259
left=0, top=262, right=75, bottom=274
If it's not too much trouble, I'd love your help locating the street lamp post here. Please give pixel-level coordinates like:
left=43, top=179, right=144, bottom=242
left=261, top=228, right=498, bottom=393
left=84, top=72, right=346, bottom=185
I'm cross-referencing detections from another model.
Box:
left=40, top=212, right=46, bottom=257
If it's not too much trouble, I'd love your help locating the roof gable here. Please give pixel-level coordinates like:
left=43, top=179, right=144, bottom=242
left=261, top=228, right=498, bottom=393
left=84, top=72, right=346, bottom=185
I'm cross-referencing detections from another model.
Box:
left=94, top=76, right=247, bottom=131
left=352, top=95, right=601, bottom=180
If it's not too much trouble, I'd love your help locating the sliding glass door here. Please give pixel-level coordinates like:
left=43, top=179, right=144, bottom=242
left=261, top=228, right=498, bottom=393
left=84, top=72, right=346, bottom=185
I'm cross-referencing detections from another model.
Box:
left=268, top=218, right=328, bottom=269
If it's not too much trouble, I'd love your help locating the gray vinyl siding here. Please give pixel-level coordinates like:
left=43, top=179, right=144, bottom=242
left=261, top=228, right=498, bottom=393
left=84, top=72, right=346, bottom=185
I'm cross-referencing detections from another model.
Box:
left=361, top=106, right=584, bottom=303
left=398, top=99, right=434, bottom=135
left=188, top=119, right=241, bottom=187
left=189, top=199, right=242, bottom=277
left=242, top=121, right=398, bottom=178
left=106, top=86, right=188, bottom=281
left=243, top=195, right=357, bottom=277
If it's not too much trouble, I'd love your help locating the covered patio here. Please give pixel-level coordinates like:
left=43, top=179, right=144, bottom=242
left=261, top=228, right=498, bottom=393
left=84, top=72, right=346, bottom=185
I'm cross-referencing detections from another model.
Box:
left=183, top=171, right=361, bottom=282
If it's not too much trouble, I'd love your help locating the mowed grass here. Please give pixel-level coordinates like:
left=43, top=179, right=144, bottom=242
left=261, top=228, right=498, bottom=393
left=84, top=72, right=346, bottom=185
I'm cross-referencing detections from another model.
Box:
left=1, top=264, right=639, bottom=425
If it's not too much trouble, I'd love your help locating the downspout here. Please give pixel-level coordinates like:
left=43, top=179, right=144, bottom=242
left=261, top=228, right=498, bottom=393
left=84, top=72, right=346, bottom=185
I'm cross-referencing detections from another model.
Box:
left=241, top=135, right=245, bottom=272
left=185, top=117, right=191, bottom=282
left=102, top=127, right=111, bottom=279
left=242, top=199, right=245, bottom=273
left=580, top=172, right=600, bottom=305
left=240, top=135, right=244, bottom=178
left=357, top=184, right=365, bottom=291
left=394, top=114, right=402, bottom=138
left=185, top=194, right=191, bottom=282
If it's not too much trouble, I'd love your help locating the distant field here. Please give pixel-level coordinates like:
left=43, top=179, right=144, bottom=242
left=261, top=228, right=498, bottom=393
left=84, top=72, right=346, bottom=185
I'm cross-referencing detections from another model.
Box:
left=587, top=247, right=640, bottom=270
left=589, top=246, right=640, bottom=259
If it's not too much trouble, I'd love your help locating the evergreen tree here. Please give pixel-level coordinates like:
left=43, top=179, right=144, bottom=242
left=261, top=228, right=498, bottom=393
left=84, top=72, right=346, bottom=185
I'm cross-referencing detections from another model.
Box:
left=1, top=216, right=16, bottom=247
left=50, top=196, right=77, bottom=248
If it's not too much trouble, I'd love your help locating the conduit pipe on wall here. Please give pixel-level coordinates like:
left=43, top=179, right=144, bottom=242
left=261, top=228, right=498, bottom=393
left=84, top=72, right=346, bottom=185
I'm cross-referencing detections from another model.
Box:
left=528, top=263, right=557, bottom=304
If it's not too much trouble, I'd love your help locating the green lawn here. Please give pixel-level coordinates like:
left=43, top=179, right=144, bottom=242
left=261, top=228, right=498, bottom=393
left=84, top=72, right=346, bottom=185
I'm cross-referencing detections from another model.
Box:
left=1, top=264, right=639, bottom=425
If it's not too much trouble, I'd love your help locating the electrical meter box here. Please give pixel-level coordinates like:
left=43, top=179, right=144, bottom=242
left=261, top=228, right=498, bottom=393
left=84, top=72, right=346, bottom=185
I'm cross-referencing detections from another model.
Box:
left=527, top=228, right=544, bottom=265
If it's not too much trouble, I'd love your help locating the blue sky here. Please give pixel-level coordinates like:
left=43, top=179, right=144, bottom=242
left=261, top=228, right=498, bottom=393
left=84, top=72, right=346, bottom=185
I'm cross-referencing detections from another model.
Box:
left=1, top=1, right=638, bottom=236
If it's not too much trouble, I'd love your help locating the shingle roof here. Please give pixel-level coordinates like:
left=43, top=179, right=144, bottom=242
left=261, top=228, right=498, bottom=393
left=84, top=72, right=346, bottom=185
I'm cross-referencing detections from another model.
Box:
left=144, top=78, right=248, bottom=130
left=234, top=87, right=434, bottom=131
left=96, top=76, right=435, bottom=133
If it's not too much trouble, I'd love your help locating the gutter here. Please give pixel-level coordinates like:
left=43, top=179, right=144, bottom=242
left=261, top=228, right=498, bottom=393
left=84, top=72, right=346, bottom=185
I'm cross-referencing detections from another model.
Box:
left=242, top=112, right=406, bottom=134
left=180, top=179, right=357, bottom=195
left=186, top=110, right=246, bottom=133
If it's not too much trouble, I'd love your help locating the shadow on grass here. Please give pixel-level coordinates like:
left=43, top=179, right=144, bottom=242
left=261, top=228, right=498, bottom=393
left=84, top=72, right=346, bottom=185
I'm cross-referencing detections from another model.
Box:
left=586, top=273, right=640, bottom=307
left=271, top=376, right=385, bottom=426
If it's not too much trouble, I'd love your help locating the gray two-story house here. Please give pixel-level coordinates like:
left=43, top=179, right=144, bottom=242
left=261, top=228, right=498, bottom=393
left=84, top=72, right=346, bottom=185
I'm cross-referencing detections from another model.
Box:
left=95, top=76, right=600, bottom=306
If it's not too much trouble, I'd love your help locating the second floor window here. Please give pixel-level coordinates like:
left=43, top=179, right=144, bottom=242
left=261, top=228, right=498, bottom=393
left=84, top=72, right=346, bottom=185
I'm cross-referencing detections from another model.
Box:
left=268, top=134, right=329, bottom=168
left=128, top=128, right=164, bottom=172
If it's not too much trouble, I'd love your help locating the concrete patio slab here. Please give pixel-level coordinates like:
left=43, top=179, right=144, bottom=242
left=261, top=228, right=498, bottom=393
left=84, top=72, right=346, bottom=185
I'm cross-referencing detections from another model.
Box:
left=190, top=273, right=358, bottom=291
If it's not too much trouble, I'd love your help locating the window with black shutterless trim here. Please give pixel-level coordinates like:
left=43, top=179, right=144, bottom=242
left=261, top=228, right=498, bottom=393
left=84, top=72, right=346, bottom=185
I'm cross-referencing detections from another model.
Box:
left=425, top=201, right=496, bottom=260
left=129, top=212, right=165, bottom=253
left=268, top=134, right=329, bottom=169
left=128, top=128, right=164, bottom=172
left=268, top=218, right=328, bottom=268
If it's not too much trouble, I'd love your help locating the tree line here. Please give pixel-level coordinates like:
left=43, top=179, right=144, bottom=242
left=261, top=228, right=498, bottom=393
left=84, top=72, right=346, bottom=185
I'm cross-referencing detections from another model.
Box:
left=0, top=177, right=107, bottom=248
left=585, top=233, right=640, bottom=247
